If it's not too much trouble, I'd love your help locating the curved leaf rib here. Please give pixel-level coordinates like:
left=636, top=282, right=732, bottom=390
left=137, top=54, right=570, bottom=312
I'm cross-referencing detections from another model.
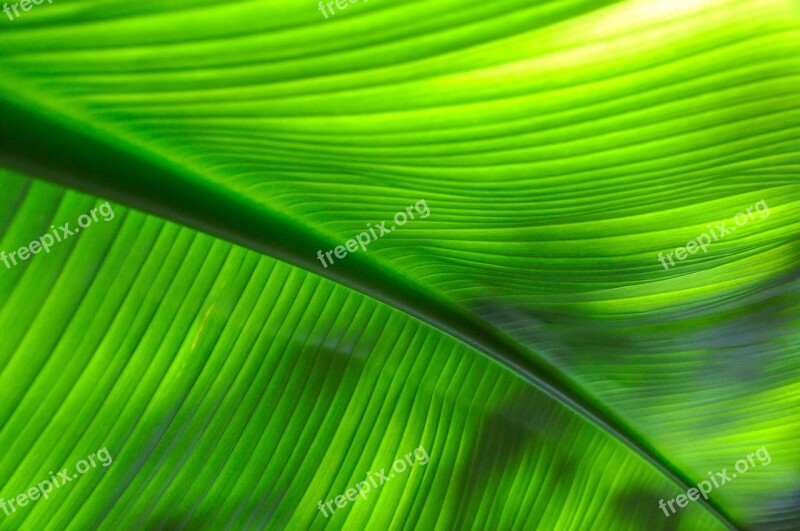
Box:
left=0, top=78, right=738, bottom=529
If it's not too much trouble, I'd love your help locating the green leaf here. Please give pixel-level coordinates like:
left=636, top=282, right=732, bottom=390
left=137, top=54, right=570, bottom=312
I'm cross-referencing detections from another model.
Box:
left=0, top=0, right=798, bottom=528
left=0, top=170, right=728, bottom=529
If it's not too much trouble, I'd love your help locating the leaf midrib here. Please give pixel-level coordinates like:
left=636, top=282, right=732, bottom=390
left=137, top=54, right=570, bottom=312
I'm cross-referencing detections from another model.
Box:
left=0, top=78, right=738, bottom=530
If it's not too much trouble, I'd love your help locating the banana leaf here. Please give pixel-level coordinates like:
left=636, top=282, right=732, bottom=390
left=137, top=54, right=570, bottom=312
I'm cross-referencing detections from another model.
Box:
left=0, top=0, right=798, bottom=529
